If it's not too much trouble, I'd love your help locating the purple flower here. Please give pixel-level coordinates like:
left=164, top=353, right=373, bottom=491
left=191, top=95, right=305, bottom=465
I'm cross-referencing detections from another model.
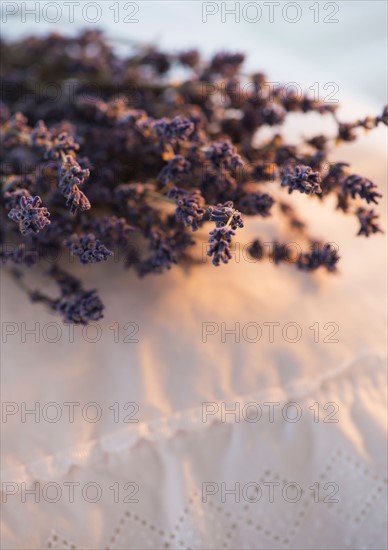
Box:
left=30, top=120, right=51, bottom=149
left=59, top=155, right=91, bottom=214
left=297, top=243, right=339, bottom=273
left=237, top=192, right=274, bottom=217
left=44, top=132, right=80, bottom=160
left=337, top=123, right=357, bottom=142
left=342, top=174, right=382, bottom=204
left=54, top=290, right=104, bottom=325
left=271, top=242, right=292, bottom=264
left=274, top=145, right=298, bottom=166
left=142, top=229, right=178, bottom=273
left=178, top=49, right=200, bottom=68
left=281, top=164, right=322, bottom=195
left=65, top=233, right=112, bottom=264
left=46, top=265, right=82, bottom=295
left=321, top=162, right=349, bottom=196
left=307, top=135, right=328, bottom=150
left=356, top=208, right=383, bottom=237
left=207, top=227, right=236, bottom=266
left=3, top=187, right=31, bottom=210
left=377, top=104, right=388, bottom=125
left=247, top=239, right=263, bottom=260
left=209, top=52, right=245, bottom=75
left=207, top=202, right=244, bottom=266
left=208, top=201, right=244, bottom=230
left=157, top=155, right=191, bottom=185
left=167, top=187, right=205, bottom=231
left=260, top=105, right=286, bottom=126
left=151, top=116, right=194, bottom=142
left=9, top=112, right=29, bottom=131
left=204, top=140, right=243, bottom=171
left=92, top=216, right=134, bottom=247
left=8, top=195, right=50, bottom=236
left=141, top=50, right=170, bottom=74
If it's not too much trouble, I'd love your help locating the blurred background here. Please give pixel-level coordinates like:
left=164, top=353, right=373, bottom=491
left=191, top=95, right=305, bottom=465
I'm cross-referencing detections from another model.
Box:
left=1, top=0, right=387, bottom=109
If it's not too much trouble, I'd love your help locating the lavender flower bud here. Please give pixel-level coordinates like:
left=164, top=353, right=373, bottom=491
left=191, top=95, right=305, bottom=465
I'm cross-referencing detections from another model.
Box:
left=204, top=140, right=243, bottom=171
left=47, top=265, right=82, bottom=296
left=145, top=229, right=178, bottom=272
left=247, top=239, right=263, bottom=260
left=167, top=187, right=205, bottom=231
left=281, top=164, right=322, bottom=195
left=207, top=201, right=244, bottom=266
left=59, top=155, right=91, bottom=214
left=207, top=227, right=235, bottom=266
left=9, top=112, right=29, bottom=131
left=260, top=105, right=286, bottom=126
left=151, top=116, right=194, bottom=141
left=337, top=123, right=357, bottom=142
left=141, top=50, right=170, bottom=74
left=208, top=201, right=244, bottom=230
left=378, top=104, right=388, bottom=125
left=356, top=208, right=383, bottom=237
left=44, top=132, right=80, bottom=160
left=8, top=195, right=50, bottom=236
left=157, top=155, right=191, bottom=185
left=65, top=233, right=112, bottom=264
left=297, top=243, right=340, bottom=273
left=321, top=162, right=349, bottom=197
left=272, top=242, right=292, bottom=264
left=178, top=49, right=200, bottom=68
left=342, top=175, right=382, bottom=204
left=54, top=290, right=104, bottom=325
left=93, top=216, right=134, bottom=247
left=237, top=192, right=274, bottom=217
left=209, top=52, right=245, bottom=76
left=30, top=120, right=51, bottom=149
left=3, top=188, right=31, bottom=210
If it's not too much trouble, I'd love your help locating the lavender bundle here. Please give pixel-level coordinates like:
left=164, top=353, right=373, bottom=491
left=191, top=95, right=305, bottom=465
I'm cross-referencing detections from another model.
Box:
left=1, top=31, right=386, bottom=323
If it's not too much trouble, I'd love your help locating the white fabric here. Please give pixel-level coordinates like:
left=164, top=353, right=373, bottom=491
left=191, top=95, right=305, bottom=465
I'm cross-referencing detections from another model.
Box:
left=2, top=355, right=387, bottom=549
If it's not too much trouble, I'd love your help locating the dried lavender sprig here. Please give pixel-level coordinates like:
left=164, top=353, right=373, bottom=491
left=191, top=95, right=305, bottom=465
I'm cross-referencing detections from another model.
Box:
left=342, top=175, right=382, bottom=205
left=356, top=208, right=383, bottom=237
left=157, top=155, right=191, bottom=185
left=248, top=240, right=340, bottom=273
left=44, top=132, right=80, bottom=160
left=8, top=194, right=51, bottom=236
left=64, top=233, right=113, bottom=264
left=52, top=290, right=104, bottom=325
left=236, top=191, right=274, bottom=217
left=208, top=201, right=244, bottom=230
left=9, top=265, right=105, bottom=325
left=204, top=140, right=243, bottom=171
left=297, top=243, right=340, bottom=273
left=281, top=164, right=322, bottom=195
left=207, top=202, right=244, bottom=266
left=167, top=187, right=205, bottom=231
left=58, top=154, right=91, bottom=214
